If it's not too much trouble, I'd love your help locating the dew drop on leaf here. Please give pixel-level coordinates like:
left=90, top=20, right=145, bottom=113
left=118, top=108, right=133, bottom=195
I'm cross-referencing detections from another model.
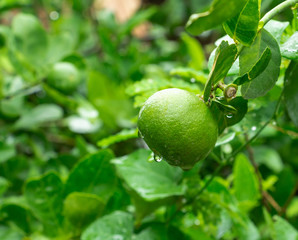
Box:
left=154, top=154, right=163, bottom=162
left=226, top=113, right=233, bottom=119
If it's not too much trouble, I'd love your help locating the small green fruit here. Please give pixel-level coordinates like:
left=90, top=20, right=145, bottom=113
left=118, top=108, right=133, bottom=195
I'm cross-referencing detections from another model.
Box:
left=47, top=62, right=80, bottom=93
left=138, top=88, right=218, bottom=170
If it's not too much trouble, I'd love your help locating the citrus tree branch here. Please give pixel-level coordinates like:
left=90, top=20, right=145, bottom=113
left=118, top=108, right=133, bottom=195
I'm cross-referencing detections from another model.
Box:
left=260, top=0, right=298, bottom=27
left=244, top=133, right=282, bottom=212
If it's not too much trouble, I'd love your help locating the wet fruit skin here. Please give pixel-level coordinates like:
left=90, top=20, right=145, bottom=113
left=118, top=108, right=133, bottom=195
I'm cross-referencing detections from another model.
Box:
left=138, top=88, right=218, bottom=170
left=47, top=62, right=80, bottom=93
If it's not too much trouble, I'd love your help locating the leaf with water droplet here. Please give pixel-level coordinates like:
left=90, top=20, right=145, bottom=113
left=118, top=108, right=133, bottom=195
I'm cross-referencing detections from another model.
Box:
left=212, top=97, right=248, bottom=134
left=82, top=211, right=134, bottom=240
left=280, top=32, right=298, bottom=60
left=24, top=172, right=64, bottom=237
left=213, top=99, right=238, bottom=114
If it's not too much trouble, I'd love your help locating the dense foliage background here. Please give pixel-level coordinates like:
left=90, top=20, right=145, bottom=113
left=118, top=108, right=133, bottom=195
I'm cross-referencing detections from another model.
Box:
left=0, top=0, right=297, bottom=239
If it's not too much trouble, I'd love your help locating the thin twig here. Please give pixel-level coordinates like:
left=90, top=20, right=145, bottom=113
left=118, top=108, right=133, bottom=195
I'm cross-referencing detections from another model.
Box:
left=244, top=133, right=279, bottom=212
left=245, top=134, right=264, bottom=196
left=280, top=180, right=298, bottom=216
left=263, top=191, right=282, bottom=213
left=269, top=124, right=298, bottom=139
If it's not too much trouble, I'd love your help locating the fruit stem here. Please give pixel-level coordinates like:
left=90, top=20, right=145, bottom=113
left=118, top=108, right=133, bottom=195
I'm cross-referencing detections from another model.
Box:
left=217, top=82, right=226, bottom=91
left=224, top=84, right=238, bottom=99
left=259, top=0, right=298, bottom=28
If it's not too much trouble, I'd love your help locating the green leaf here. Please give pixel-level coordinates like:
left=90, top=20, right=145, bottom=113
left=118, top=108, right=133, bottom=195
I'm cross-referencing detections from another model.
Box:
left=217, top=209, right=233, bottom=239
left=204, top=41, right=238, bottom=102
left=14, top=104, right=63, bottom=130
left=223, top=0, right=260, bottom=46
left=88, top=71, right=135, bottom=129
left=0, top=141, right=16, bottom=164
left=273, top=216, right=298, bottom=240
left=12, top=13, right=48, bottom=69
left=63, top=192, right=105, bottom=229
left=208, top=49, right=240, bottom=76
left=1, top=203, right=32, bottom=234
left=67, top=115, right=102, bottom=134
left=287, top=197, right=298, bottom=218
left=170, top=67, right=207, bottom=84
left=186, top=0, right=248, bottom=35
left=0, top=177, right=9, bottom=196
left=112, top=149, right=184, bottom=201
left=133, top=225, right=168, bottom=240
left=284, top=61, right=298, bottom=127
left=272, top=167, right=296, bottom=206
left=234, top=215, right=260, bottom=240
left=46, top=33, right=76, bottom=64
left=215, top=132, right=236, bottom=147
left=97, top=128, right=138, bottom=148
left=240, top=29, right=281, bottom=99
left=234, top=47, right=271, bottom=85
left=181, top=32, right=205, bottom=70
left=264, top=20, right=289, bottom=43
left=24, top=172, right=64, bottom=236
left=281, top=32, right=298, bottom=60
left=213, top=99, right=238, bottom=114
left=253, top=146, right=283, bottom=173
left=65, top=150, right=116, bottom=203
left=0, top=226, right=23, bottom=240
left=42, top=83, right=78, bottom=109
left=81, top=211, right=134, bottom=240
left=214, top=96, right=248, bottom=134
left=127, top=77, right=200, bottom=108
left=233, top=154, right=259, bottom=203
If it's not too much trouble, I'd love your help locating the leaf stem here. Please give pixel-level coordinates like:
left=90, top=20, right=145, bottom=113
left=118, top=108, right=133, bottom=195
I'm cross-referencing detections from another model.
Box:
left=260, top=0, right=298, bottom=27
left=217, top=82, right=226, bottom=91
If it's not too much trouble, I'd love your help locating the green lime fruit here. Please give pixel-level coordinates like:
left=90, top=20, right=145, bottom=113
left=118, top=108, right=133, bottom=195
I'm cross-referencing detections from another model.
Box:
left=47, top=62, right=80, bottom=93
left=138, top=88, right=218, bottom=170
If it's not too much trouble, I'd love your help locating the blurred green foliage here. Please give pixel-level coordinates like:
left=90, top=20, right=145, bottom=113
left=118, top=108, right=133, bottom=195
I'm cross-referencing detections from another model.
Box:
left=0, top=0, right=297, bottom=239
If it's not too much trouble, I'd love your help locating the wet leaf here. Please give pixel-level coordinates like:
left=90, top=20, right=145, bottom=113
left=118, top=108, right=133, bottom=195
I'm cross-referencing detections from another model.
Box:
left=186, top=0, right=248, bottom=35
left=240, top=29, right=281, bottom=99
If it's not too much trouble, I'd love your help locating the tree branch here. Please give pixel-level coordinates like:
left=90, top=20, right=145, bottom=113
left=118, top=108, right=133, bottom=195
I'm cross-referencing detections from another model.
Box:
left=260, top=0, right=298, bottom=27
left=244, top=133, right=282, bottom=212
